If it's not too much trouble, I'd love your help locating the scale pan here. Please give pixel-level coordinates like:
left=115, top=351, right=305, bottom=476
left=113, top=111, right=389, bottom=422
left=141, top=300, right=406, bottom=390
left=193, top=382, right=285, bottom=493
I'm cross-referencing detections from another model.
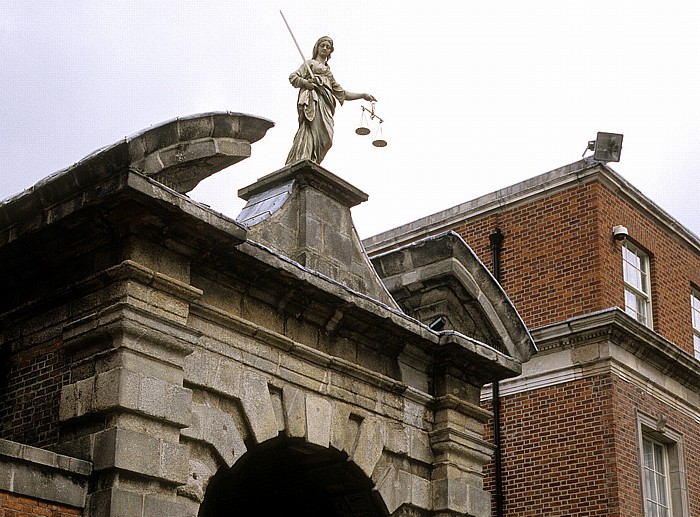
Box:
left=372, top=139, right=387, bottom=147
left=355, top=127, right=371, bottom=135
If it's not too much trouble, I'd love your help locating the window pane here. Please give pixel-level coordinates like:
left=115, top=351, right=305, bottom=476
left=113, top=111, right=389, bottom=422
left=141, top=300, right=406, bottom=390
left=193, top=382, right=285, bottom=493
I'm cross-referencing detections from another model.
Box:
left=624, top=260, right=643, bottom=290
left=623, top=245, right=640, bottom=267
left=653, top=442, right=664, bottom=465
left=643, top=439, right=653, bottom=464
left=643, top=438, right=670, bottom=517
left=647, top=472, right=658, bottom=502
left=640, top=267, right=649, bottom=293
left=693, top=292, right=700, bottom=359
left=622, top=242, right=651, bottom=328
left=626, top=289, right=647, bottom=325
left=655, top=444, right=668, bottom=508
left=692, top=292, right=700, bottom=330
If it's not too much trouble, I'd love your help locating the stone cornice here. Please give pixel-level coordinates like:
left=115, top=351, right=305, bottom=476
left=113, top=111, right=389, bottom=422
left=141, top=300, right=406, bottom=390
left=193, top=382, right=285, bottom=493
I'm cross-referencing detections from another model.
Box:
left=0, top=168, right=248, bottom=249
left=236, top=239, right=524, bottom=382
left=0, top=259, right=204, bottom=347
left=127, top=112, right=273, bottom=193
left=431, top=394, right=492, bottom=424
left=482, top=309, right=700, bottom=424
left=363, top=159, right=700, bottom=257
left=0, top=113, right=268, bottom=249
left=105, top=260, right=204, bottom=302
left=238, top=160, right=368, bottom=208
left=63, top=302, right=200, bottom=362
left=188, top=300, right=421, bottom=403
left=435, top=331, right=523, bottom=380
left=533, top=307, right=700, bottom=390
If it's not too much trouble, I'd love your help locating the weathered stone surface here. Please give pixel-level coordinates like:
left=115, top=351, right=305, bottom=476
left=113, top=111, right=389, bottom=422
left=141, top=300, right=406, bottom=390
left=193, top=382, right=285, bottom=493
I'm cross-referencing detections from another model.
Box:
left=329, top=402, right=355, bottom=455
left=237, top=160, right=400, bottom=309
left=0, top=112, right=536, bottom=516
left=87, top=487, right=188, bottom=517
left=239, top=370, right=278, bottom=444
left=143, top=492, right=188, bottom=517
left=182, top=401, right=247, bottom=467
left=282, top=385, right=307, bottom=439
left=88, top=488, right=145, bottom=517
left=376, top=466, right=411, bottom=514
left=177, top=458, right=213, bottom=503
left=93, top=427, right=188, bottom=484
left=432, top=478, right=491, bottom=517
left=127, top=112, right=274, bottom=193
left=305, top=393, right=333, bottom=447
left=352, top=417, right=386, bottom=478
left=60, top=367, right=192, bottom=428
left=376, top=466, right=434, bottom=514
left=0, top=439, right=91, bottom=508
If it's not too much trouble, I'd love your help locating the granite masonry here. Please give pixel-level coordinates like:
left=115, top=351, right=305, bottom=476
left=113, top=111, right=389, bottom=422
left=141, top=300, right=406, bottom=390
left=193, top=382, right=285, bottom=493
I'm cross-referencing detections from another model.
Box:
left=0, top=112, right=535, bottom=516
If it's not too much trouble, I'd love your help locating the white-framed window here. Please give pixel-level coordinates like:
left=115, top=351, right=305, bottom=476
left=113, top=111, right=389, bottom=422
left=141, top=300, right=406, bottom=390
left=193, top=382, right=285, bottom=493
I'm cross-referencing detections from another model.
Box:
left=691, top=288, right=700, bottom=360
left=643, top=436, right=671, bottom=517
left=623, top=240, right=652, bottom=327
left=637, top=411, right=689, bottom=517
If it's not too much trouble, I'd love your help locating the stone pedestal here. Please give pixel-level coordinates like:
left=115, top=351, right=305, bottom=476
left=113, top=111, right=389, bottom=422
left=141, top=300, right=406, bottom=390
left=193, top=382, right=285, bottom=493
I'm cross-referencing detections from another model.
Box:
left=237, top=160, right=399, bottom=309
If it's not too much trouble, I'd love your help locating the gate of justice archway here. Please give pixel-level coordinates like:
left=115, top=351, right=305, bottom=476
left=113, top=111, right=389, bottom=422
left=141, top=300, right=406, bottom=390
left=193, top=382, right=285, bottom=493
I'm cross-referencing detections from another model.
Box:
left=198, top=437, right=389, bottom=516
left=9, top=119, right=535, bottom=516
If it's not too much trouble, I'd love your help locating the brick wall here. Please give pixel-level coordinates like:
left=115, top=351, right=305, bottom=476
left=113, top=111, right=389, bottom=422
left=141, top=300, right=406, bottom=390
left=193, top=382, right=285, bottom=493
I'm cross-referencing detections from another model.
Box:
left=611, top=376, right=700, bottom=516
left=455, top=183, right=604, bottom=330
left=484, top=374, right=700, bottom=516
left=483, top=375, right=618, bottom=516
left=455, top=179, right=700, bottom=356
left=463, top=177, right=700, bottom=516
left=0, top=491, right=81, bottom=517
left=597, top=185, right=700, bottom=355
left=0, top=338, right=69, bottom=448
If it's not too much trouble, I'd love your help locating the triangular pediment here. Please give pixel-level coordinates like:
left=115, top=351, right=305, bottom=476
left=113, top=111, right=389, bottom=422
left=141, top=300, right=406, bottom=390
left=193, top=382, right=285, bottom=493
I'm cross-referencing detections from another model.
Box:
left=371, top=231, right=536, bottom=363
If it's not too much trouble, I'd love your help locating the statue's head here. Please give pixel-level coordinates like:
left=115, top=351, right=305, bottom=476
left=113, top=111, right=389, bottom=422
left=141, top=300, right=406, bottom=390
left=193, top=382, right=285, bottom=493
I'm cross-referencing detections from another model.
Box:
left=312, top=36, right=334, bottom=61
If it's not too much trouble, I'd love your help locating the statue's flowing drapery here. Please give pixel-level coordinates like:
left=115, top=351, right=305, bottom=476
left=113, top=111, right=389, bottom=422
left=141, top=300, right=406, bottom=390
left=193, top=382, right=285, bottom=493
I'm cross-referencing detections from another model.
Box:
left=286, top=60, right=346, bottom=165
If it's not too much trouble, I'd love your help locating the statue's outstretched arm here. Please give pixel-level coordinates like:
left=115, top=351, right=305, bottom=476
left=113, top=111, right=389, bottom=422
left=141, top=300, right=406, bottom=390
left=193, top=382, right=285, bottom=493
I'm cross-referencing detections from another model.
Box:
left=345, top=91, right=377, bottom=102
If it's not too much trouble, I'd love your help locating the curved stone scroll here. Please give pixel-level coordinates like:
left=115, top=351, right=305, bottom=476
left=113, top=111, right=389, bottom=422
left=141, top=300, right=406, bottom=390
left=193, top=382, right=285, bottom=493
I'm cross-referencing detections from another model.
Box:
left=127, top=112, right=274, bottom=194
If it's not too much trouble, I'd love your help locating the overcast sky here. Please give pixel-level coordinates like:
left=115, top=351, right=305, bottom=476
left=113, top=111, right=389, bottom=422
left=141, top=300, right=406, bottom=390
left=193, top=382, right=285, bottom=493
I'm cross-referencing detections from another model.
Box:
left=2, top=1, right=699, bottom=239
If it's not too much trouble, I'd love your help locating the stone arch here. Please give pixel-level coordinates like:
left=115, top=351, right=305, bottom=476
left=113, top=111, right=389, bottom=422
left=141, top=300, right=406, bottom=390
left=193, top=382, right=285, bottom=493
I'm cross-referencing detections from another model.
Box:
left=180, top=361, right=425, bottom=513
left=198, top=436, right=390, bottom=516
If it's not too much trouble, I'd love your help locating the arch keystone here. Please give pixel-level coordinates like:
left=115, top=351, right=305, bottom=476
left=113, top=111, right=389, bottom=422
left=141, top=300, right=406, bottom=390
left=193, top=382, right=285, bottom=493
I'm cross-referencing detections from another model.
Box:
left=239, top=371, right=278, bottom=444
left=282, top=385, right=306, bottom=438
left=351, top=416, right=385, bottom=478
left=305, top=394, right=333, bottom=447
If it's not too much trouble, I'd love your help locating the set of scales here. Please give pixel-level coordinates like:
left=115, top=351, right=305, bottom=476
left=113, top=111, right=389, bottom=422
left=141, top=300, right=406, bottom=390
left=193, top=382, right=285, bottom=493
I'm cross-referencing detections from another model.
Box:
left=281, top=11, right=387, bottom=148
left=355, top=103, right=387, bottom=147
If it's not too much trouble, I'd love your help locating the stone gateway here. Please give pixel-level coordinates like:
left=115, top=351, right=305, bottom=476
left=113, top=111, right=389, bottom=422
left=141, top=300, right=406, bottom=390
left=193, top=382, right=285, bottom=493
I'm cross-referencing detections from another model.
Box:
left=0, top=113, right=535, bottom=516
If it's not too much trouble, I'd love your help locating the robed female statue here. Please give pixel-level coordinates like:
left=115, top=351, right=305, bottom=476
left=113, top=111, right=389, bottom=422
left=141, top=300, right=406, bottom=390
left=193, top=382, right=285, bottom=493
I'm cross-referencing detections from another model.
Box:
left=286, top=36, right=376, bottom=165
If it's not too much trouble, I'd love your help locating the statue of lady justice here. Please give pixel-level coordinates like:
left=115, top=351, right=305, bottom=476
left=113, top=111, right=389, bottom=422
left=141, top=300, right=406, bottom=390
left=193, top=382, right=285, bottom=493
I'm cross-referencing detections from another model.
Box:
left=286, top=36, right=376, bottom=165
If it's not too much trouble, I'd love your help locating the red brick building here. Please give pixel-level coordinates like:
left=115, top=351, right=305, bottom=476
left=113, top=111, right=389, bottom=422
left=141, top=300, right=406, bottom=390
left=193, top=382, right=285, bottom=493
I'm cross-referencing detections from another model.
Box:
left=365, top=158, right=700, bottom=516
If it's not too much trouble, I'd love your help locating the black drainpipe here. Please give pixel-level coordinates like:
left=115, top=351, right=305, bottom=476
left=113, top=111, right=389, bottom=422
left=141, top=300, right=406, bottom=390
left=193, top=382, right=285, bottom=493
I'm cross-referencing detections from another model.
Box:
left=489, top=227, right=505, bottom=517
